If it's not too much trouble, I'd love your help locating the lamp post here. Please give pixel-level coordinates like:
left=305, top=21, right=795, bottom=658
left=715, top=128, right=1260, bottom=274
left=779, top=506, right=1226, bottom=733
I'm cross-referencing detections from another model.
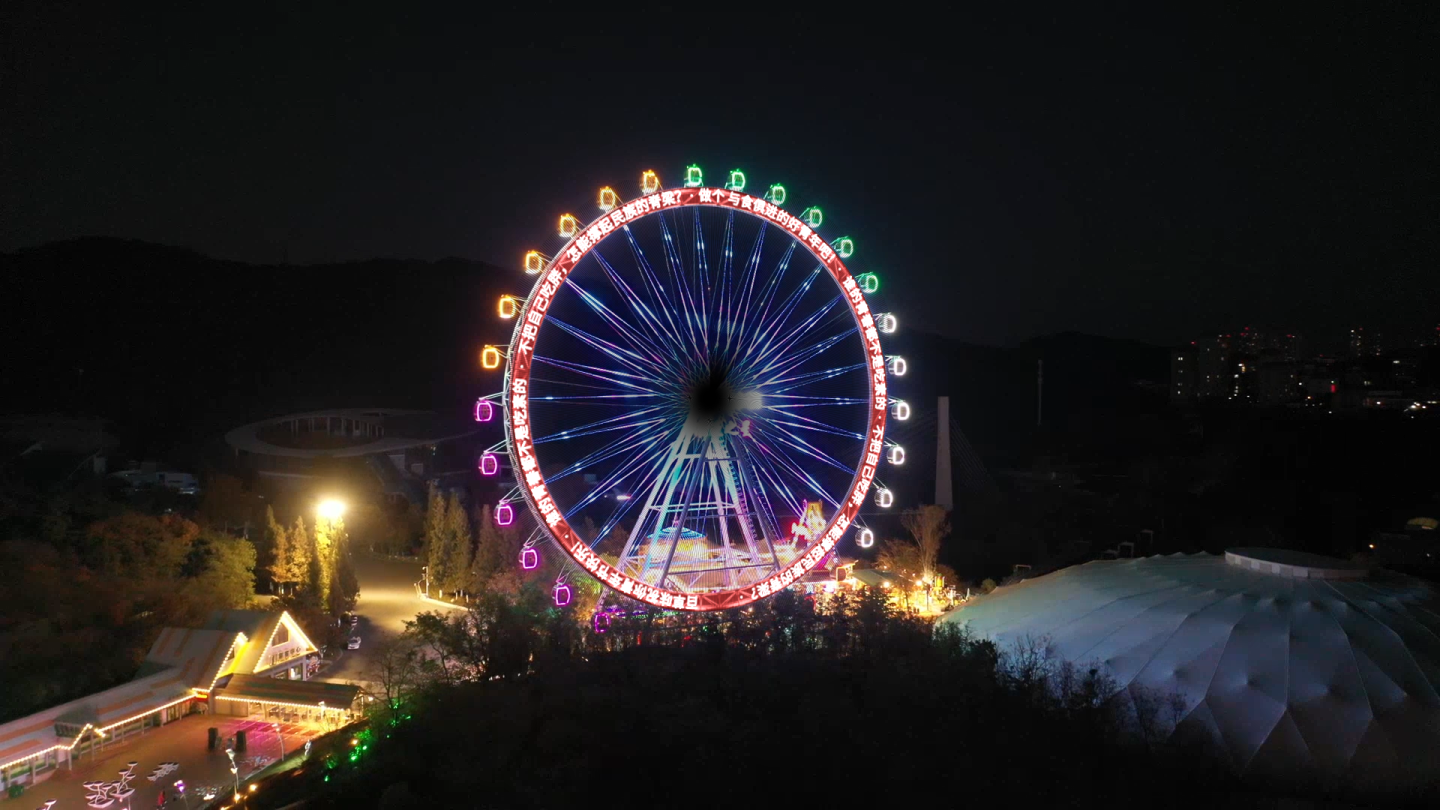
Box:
left=273, top=721, right=285, bottom=760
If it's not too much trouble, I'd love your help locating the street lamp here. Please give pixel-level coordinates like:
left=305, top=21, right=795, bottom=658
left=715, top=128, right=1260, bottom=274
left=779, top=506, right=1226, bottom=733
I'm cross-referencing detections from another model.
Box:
left=317, top=499, right=347, bottom=521
left=224, top=746, right=240, bottom=801
left=273, top=721, right=285, bottom=759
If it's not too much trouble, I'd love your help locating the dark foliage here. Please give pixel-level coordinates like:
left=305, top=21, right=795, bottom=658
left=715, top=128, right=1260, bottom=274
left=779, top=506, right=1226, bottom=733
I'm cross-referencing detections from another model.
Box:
left=306, top=589, right=1235, bottom=809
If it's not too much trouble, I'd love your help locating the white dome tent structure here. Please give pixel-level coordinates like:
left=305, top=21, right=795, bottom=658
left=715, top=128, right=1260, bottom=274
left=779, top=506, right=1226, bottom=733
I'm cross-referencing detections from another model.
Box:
left=937, top=549, right=1440, bottom=792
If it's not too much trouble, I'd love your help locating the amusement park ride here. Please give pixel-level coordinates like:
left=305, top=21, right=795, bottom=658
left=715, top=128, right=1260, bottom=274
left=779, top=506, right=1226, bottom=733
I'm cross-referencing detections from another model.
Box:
left=473, top=166, right=907, bottom=613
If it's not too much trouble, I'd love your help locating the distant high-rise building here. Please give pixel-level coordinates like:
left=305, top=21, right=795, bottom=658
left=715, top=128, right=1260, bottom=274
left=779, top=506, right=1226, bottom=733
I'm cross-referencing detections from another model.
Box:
left=1349, top=327, right=1383, bottom=357
left=1171, top=349, right=1197, bottom=403
left=1195, top=335, right=1232, bottom=399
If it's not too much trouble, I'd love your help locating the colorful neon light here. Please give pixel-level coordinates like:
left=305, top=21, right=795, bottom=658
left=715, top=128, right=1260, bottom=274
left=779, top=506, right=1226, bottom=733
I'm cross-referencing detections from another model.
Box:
left=479, top=453, right=498, bottom=475
left=858, top=272, right=879, bottom=294
left=766, top=184, right=787, bottom=204
left=480, top=346, right=502, bottom=370
left=520, top=547, right=539, bottom=569
left=833, top=236, right=855, bottom=258
left=474, top=399, right=494, bottom=422
left=641, top=170, right=661, bottom=194
left=802, top=207, right=822, bottom=227
left=495, top=503, right=514, bottom=526
left=725, top=169, right=746, bottom=191
left=524, top=250, right=544, bottom=275
left=598, top=186, right=619, bottom=212
left=499, top=187, right=887, bottom=612
left=498, top=296, right=518, bottom=319
left=683, top=165, right=703, bottom=187
left=558, top=214, right=579, bottom=238
left=553, top=581, right=572, bottom=606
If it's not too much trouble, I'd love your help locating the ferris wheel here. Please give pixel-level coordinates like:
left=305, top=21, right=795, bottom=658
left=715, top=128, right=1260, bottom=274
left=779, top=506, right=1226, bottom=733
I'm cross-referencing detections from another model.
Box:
left=477, top=166, right=909, bottom=612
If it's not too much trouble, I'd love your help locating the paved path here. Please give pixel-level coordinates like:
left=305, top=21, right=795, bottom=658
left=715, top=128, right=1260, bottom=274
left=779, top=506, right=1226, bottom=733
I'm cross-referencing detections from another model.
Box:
left=23, top=715, right=321, bottom=810
left=321, top=552, right=437, bottom=686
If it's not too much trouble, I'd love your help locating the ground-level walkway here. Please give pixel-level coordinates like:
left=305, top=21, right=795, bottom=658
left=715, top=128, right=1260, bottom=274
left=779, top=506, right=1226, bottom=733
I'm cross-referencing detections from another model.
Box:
left=13, top=714, right=322, bottom=809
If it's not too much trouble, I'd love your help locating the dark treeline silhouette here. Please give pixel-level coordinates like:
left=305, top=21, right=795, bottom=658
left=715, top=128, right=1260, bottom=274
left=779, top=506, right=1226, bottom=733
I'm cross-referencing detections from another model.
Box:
left=287, top=589, right=1265, bottom=809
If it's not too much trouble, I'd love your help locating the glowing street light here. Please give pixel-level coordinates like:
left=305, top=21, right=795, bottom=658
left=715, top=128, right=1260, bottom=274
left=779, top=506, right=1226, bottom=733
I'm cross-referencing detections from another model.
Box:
left=317, top=499, right=346, bottom=521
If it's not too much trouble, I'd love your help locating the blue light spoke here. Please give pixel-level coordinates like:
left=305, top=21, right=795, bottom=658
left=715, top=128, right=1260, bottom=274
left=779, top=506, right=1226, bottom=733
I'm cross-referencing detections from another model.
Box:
left=532, top=355, right=660, bottom=392
left=766, top=362, right=868, bottom=394
left=544, top=313, right=667, bottom=380
left=561, top=270, right=671, bottom=368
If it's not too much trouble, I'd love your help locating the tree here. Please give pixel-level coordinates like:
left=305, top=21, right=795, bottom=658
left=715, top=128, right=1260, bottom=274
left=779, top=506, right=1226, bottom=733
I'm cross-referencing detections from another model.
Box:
left=424, top=483, right=449, bottom=592
left=185, top=531, right=257, bottom=610
left=441, top=491, right=472, bottom=596
left=315, top=514, right=342, bottom=609
left=265, top=506, right=291, bottom=594
left=902, top=504, right=951, bottom=581
left=85, top=512, right=199, bottom=579
left=288, top=515, right=312, bottom=593
left=472, top=505, right=505, bottom=586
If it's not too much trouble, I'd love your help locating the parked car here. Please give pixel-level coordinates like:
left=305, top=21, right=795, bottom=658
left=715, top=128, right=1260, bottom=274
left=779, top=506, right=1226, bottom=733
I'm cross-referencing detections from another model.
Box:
left=347, top=636, right=361, bottom=650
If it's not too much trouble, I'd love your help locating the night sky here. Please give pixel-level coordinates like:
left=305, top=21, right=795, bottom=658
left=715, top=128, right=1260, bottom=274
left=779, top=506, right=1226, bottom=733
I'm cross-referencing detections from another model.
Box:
left=3, top=6, right=1436, bottom=347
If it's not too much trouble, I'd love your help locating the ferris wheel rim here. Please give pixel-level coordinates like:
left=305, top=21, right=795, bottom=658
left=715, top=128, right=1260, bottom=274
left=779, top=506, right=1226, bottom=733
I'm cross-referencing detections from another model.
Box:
left=502, top=186, right=887, bottom=612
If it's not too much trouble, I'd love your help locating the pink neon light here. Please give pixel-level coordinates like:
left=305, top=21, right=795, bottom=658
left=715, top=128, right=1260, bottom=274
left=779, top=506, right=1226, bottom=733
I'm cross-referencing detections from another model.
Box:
left=502, top=188, right=886, bottom=612
left=474, top=399, right=494, bottom=422
left=553, top=581, right=572, bottom=607
left=520, top=547, right=539, bottom=569
left=495, top=503, right=513, bottom=526
left=479, top=453, right=498, bottom=476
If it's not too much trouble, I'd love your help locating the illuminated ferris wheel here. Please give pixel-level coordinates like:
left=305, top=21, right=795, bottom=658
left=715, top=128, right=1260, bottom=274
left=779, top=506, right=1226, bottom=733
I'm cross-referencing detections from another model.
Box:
left=476, top=166, right=909, bottom=612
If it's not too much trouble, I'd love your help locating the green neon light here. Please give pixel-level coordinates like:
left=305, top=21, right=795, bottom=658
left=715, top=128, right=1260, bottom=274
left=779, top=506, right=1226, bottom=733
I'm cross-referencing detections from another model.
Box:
left=802, top=207, right=822, bottom=227
left=726, top=169, right=746, bottom=191
left=858, top=272, right=879, bottom=293
left=834, top=236, right=854, bottom=258
left=684, top=165, right=703, bottom=188
left=766, top=184, right=787, bottom=205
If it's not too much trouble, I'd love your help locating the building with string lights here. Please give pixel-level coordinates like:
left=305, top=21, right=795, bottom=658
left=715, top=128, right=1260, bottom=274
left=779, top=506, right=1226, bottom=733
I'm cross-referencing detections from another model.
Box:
left=0, top=610, right=360, bottom=793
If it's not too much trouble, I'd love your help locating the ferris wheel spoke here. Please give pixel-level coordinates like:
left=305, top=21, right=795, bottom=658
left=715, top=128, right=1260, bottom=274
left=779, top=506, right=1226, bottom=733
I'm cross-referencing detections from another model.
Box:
left=594, top=245, right=691, bottom=362
left=655, top=213, right=706, bottom=364
left=751, top=438, right=844, bottom=511
left=764, top=362, right=868, bottom=394
left=691, top=208, right=712, bottom=347
left=532, top=355, right=662, bottom=393
left=732, top=265, right=825, bottom=381
left=755, top=419, right=862, bottom=478
left=741, top=446, right=806, bottom=521
left=760, top=411, right=865, bottom=441
left=552, top=425, right=677, bottom=508
left=746, top=318, right=853, bottom=385
left=762, top=394, right=869, bottom=408
left=560, top=271, right=672, bottom=369
left=716, top=212, right=741, bottom=357
left=734, top=240, right=795, bottom=356
left=726, top=221, right=771, bottom=361
left=532, top=409, right=668, bottom=446
left=527, top=392, right=668, bottom=403
left=543, top=313, right=668, bottom=380
left=616, top=226, right=693, bottom=360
